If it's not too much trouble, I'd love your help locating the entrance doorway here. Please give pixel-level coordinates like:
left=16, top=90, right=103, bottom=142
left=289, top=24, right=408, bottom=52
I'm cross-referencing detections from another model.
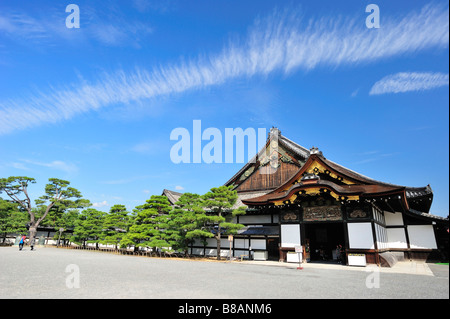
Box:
left=267, top=238, right=279, bottom=260
left=304, top=223, right=345, bottom=262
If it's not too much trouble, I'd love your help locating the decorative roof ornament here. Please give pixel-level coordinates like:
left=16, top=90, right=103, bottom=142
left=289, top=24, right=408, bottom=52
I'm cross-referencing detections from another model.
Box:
left=269, top=127, right=281, bottom=138
left=301, top=173, right=320, bottom=182
left=310, top=146, right=323, bottom=156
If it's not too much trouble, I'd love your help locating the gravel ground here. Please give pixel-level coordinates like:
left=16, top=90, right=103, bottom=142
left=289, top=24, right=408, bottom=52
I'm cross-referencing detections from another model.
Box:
left=1, top=247, right=448, bottom=299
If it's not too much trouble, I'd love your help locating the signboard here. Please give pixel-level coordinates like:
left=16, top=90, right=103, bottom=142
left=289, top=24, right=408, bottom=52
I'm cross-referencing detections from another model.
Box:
left=348, top=253, right=366, bottom=267
left=294, top=245, right=303, bottom=268
left=281, top=224, right=301, bottom=248
left=287, top=252, right=300, bottom=263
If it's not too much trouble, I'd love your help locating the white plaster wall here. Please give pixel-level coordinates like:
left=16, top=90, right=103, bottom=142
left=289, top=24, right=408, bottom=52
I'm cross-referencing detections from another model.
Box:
left=384, top=212, right=404, bottom=226
left=234, top=238, right=249, bottom=249
left=251, top=239, right=266, bottom=250
left=408, top=225, right=437, bottom=249
left=206, top=238, right=216, bottom=247
left=193, top=238, right=204, bottom=246
left=386, top=228, right=408, bottom=248
left=375, top=224, right=388, bottom=249
left=347, top=223, right=374, bottom=249
left=192, top=248, right=204, bottom=255
left=239, top=215, right=272, bottom=224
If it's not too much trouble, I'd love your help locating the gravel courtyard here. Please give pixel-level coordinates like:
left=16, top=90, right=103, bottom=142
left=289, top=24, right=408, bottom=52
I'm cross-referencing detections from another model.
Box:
left=1, top=247, right=448, bottom=299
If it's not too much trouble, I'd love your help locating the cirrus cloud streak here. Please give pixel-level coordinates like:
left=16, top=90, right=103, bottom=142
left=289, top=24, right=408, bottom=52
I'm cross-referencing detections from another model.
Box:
left=369, top=72, right=449, bottom=95
left=0, top=4, right=448, bottom=135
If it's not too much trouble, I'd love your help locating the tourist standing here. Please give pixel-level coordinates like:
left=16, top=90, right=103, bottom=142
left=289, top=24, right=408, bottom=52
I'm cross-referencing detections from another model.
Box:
left=336, top=244, right=342, bottom=263
left=30, top=236, right=36, bottom=251
left=19, top=235, right=26, bottom=251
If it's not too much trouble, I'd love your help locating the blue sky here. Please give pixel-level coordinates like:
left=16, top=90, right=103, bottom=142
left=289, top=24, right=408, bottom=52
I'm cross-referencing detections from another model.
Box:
left=0, top=0, right=448, bottom=217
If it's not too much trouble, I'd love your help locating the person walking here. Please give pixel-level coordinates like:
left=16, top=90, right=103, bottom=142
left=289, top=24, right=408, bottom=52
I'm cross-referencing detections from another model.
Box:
left=19, top=235, right=26, bottom=251
left=30, top=236, right=36, bottom=251
left=336, top=244, right=342, bottom=263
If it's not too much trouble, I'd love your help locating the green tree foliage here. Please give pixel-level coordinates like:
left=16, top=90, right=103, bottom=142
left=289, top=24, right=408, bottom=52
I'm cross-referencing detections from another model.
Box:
left=166, top=193, right=213, bottom=255
left=35, top=197, right=91, bottom=244
left=0, top=176, right=83, bottom=245
left=54, top=209, right=81, bottom=245
left=36, top=198, right=91, bottom=229
left=71, top=208, right=105, bottom=248
left=120, top=195, right=171, bottom=254
left=120, top=188, right=246, bottom=259
left=201, top=185, right=246, bottom=260
left=100, top=204, right=130, bottom=249
left=0, top=198, right=28, bottom=242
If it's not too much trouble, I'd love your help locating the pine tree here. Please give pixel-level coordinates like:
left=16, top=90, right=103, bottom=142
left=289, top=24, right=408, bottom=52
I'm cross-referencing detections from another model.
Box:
left=71, top=208, right=105, bottom=249
left=100, top=204, right=130, bottom=249
left=0, top=177, right=83, bottom=246
left=121, top=195, right=171, bottom=255
left=202, top=185, right=246, bottom=260
left=166, top=193, right=213, bottom=255
left=0, top=198, right=28, bottom=243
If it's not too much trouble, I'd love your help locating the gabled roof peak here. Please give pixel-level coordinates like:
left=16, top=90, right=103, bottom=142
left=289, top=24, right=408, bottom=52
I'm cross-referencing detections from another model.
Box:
left=309, top=146, right=323, bottom=156
left=269, top=127, right=281, bottom=138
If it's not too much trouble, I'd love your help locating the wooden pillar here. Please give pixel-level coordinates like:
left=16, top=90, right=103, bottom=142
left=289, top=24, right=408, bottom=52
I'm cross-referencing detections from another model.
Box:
left=404, top=214, right=411, bottom=260
left=343, top=221, right=349, bottom=265
left=371, top=220, right=380, bottom=266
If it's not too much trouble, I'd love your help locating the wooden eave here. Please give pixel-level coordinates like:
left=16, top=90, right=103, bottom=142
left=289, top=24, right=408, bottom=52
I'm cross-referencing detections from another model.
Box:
left=242, top=179, right=405, bottom=206
left=242, top=153, right=426, bottom=210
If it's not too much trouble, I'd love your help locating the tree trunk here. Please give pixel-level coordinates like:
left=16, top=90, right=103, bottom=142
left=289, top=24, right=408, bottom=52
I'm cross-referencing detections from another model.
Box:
left=29, top=225, right=37, bottom=248
left=216, top=212, right=222, bottom=260
left=216, top=235, right=221, bottom=260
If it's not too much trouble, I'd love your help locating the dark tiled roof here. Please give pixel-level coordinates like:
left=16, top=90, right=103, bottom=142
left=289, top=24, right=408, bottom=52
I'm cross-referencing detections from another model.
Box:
left=161, top=189, right=183, bottom=205
left=237, top=226, right=279, bottom=236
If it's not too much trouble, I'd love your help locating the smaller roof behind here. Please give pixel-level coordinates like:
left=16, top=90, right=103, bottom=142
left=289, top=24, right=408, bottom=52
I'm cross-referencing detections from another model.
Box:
left=161, top=189, right=183, bottom=205
left=237, top=225, right=280, bottom=236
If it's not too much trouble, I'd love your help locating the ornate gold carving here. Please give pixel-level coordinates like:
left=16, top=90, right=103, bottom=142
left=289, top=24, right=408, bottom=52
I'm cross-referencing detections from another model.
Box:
left=289, top=194, right=297, bottom=204
left=274, top=200, right=284, bottom=206
left=305, top=161, right=355, bottom=185
left=282, top=211, right=299, bottom=221
left=349, top=209, right=367, bottom=218
left=303, top=206, right=342, bottom=221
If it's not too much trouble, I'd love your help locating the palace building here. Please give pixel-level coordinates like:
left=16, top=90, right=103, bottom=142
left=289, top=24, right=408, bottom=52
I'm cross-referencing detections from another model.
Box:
left=165, top=128, right=448, bottom=266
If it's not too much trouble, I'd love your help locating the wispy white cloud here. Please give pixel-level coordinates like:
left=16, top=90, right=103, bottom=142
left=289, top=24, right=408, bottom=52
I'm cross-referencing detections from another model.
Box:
left=2, top=159, right=78, bottom=174
left=92, top=200, right=109, bottom=208
left=0, top=13, right=49, bottom=40
left=369, top=72, right=449, bottom=95
left=100, top=174, right=156, bottom=185
left=132, top=0, right=176, bottom=14
left=8, top=162, right=31, bottom=171
left=0, top=4, right=448, bottom=135
left=0, top=6, right=153, bottom=47
left=353, top=152, right=398, bottom=165
left=21, top=159, right=78, bottom=174
left=130, top=139, right=169, bottom=154
left=91, top=22, right=153, bottom=46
